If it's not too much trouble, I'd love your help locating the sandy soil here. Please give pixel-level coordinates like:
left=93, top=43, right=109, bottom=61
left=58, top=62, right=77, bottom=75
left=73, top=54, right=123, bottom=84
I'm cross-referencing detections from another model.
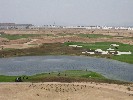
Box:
left=0, top=82, right=133, bottom=100
left=1, top=29, right=133, bottom=37
left=0, top=29, right=133, bottom=50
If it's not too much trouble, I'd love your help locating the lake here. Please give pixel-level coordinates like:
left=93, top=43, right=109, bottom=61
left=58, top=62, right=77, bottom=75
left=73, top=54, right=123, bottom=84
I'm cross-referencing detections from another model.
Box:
left=0, top=55, right=133, bottom=82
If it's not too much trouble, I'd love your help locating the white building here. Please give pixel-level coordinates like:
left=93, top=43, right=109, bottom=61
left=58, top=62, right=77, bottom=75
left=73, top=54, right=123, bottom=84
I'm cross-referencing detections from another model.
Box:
left=107, top=48, right=115, bottom=51
left=117, top=51, right=132, bottom=55
left=95, top=49, right=103, bottom=52
left=86, top=51, right=95, bottom=54
left=102, top=26, right=113, bottom=30
left=0, top=23, right=33, bottom=30
left=69, top=45, right=82, bottom=48
left=101, top=51, right=108, bottom=54
left=110, top=44, right=119, bottom=47
left=128, top=27, right=133, bottom=30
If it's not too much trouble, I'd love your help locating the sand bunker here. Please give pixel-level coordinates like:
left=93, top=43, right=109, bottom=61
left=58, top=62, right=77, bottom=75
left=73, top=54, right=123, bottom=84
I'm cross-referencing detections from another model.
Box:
left=0, top=82, right=133, bottom=100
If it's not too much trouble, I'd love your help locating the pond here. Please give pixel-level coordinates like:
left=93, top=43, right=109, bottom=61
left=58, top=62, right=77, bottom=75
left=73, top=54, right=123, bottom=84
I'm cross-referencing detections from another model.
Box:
left=0, top=55, right=133, bottom=82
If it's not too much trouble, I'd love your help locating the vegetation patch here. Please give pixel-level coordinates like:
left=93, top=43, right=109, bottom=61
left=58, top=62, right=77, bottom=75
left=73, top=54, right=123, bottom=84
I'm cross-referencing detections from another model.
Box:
left=0, top=43, right=82, bottom=57
left=0, top=70, right=104, bottom=82
left=0, top=75, right=19, bottom=82
left=64, top=42, right=133, bottom=51
left=112, top=55, right=133, bottom=64
left=0, top=42, right=133, bottom=63
left=0, top=32, right=41, bottom=40
left=56, top=33, right=75, bottom=36
left=81, top=71, right=105, bottom=79
left=0, top=70, right=130, bottom=84
left=64, top=42, right=133, bottom=63
left=77, top=34, right=113, bottom=38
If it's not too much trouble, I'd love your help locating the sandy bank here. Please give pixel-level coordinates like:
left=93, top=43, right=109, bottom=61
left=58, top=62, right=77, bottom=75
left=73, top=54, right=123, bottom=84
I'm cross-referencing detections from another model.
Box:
left=0, top=82, right=133, bottom=100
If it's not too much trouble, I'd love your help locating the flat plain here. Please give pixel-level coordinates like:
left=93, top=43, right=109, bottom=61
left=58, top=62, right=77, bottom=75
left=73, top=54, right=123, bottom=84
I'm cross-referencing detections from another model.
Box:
left=0, top=28, right=133, bottom=100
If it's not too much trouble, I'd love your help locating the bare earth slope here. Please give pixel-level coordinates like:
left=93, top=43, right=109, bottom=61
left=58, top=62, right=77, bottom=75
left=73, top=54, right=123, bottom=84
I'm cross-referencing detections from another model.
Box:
left=0, top=82, right=133, bottom=100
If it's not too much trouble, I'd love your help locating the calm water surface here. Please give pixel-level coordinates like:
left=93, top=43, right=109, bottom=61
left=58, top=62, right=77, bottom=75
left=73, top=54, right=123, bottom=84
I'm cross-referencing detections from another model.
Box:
left=0, top=55, right=133, bottom=82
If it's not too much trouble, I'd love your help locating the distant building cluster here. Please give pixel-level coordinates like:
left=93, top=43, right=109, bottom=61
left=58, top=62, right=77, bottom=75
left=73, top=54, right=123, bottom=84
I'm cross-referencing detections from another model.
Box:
left=0, top=23, right=133, bottom=30
left=0, top=23, right=33, bottom=30
left=63, top=26, right=133, bottom=30
left=29, top=25, right=62, bottom=29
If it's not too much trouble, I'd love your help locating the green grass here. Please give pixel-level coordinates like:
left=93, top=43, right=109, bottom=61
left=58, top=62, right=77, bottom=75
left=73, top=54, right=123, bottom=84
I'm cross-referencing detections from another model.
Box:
left=57, top=33, right=75, bottom=36
left=81, top=72, right=105, bottom=79
left=64, top=42, right=111, bottom=50
left=64, top=42, right=133, bottom=64
left=0, top=33, right=41, bottom=40
left=28, top=44, right=38, bottom=46
left=30, top=70, right=105, bottom=79
left=64, top=42, right=133, bottom=52
left=0, top=75, right=19, bottom=82
left=56, top=33, right=112, bottom=38
left=77, top=34, right=113, bottom=38
left=0, top=70, right=105, bottom=82
left=0, top=70, right=130, bottom=84
left=1, top=48, right=15, bottom=51
left=112, top=55, right=133, bottom=64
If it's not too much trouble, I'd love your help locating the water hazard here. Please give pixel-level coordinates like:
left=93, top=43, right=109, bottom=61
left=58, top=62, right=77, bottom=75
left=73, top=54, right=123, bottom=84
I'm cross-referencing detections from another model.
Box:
left=0, top=56, right=133, bottom=82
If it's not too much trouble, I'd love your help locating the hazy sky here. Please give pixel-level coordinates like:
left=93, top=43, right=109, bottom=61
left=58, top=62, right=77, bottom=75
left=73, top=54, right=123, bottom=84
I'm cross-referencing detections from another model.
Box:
left=0, top=0, right=133, bottom=26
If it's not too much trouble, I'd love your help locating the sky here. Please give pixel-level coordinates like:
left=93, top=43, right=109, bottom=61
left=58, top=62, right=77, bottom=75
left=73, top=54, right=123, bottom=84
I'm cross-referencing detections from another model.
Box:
left=0, top=0, right=133, bottom=26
